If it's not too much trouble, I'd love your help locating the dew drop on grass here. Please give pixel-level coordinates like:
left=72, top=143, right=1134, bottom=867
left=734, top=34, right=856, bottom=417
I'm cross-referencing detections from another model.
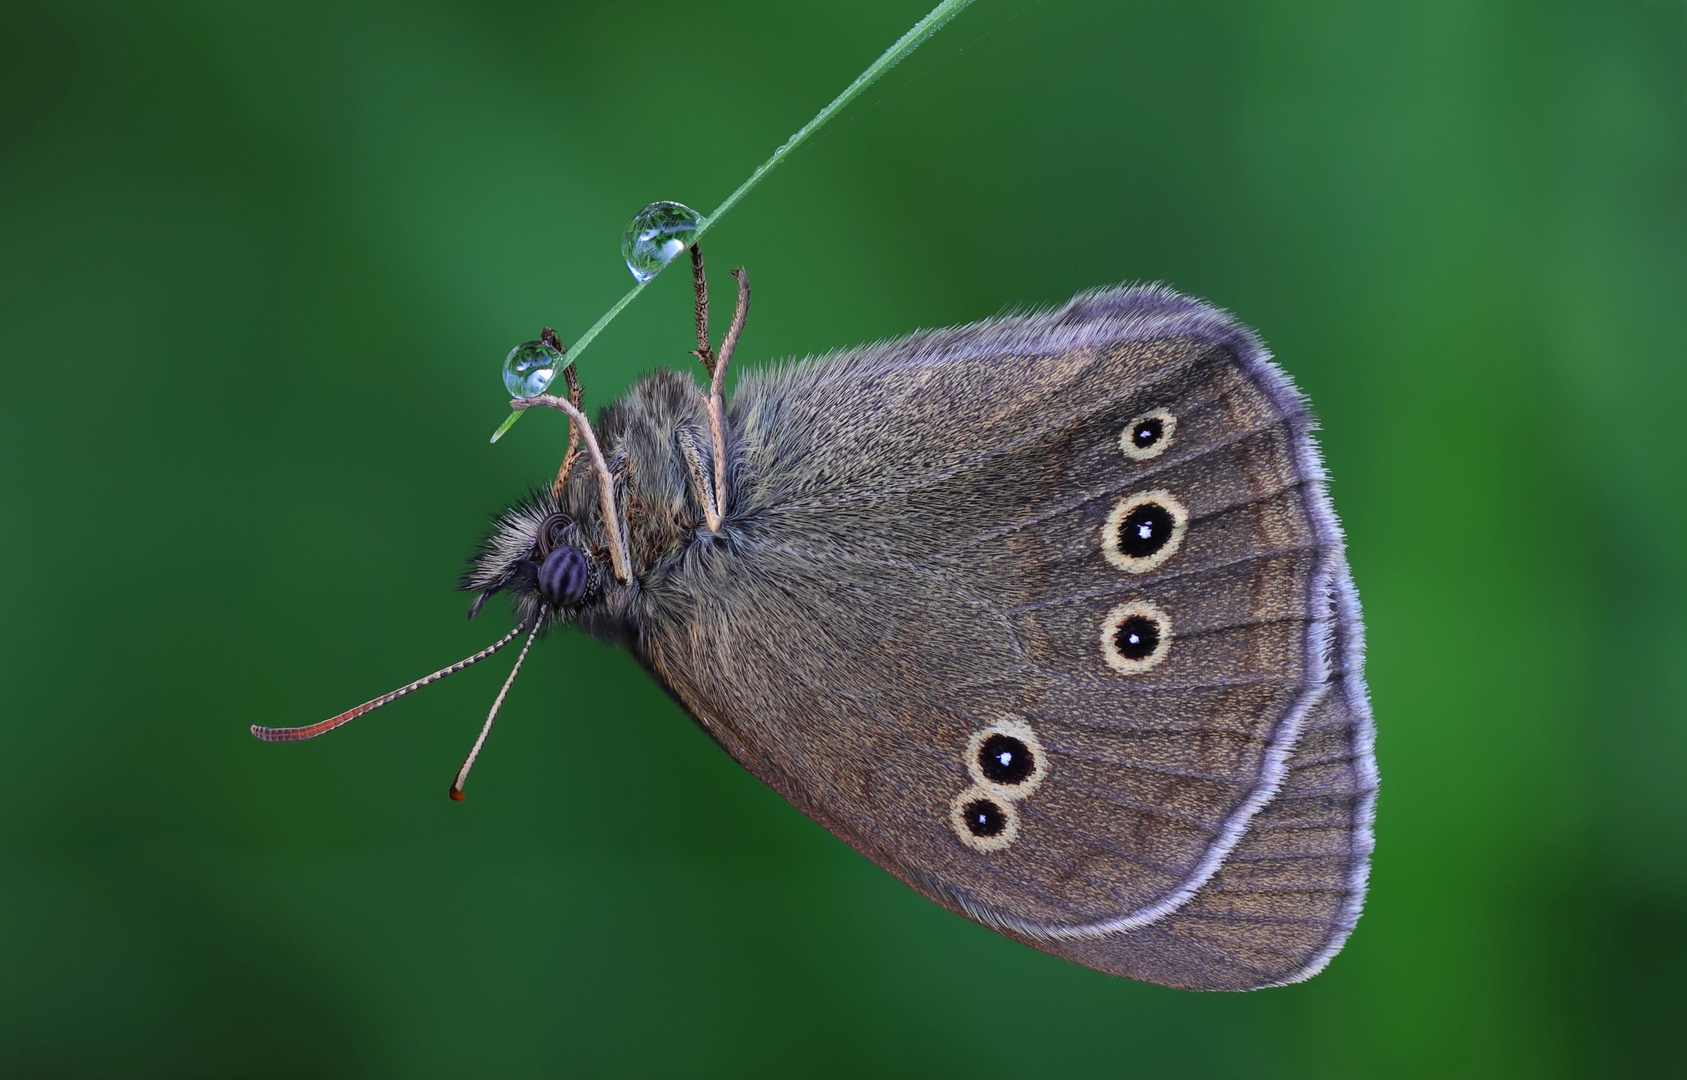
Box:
left=621, top=201, right=703, bottom=283
left=502, top=340, right=564, bottom=397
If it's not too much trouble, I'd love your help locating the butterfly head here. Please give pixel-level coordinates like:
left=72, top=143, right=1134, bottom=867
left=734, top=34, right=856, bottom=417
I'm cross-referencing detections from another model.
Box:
left=461, top=489, right=606, bottom=629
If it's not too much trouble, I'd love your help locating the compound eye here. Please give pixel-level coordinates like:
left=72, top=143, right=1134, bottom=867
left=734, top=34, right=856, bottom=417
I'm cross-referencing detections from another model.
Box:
left=536, top=544, right=589, bottom=606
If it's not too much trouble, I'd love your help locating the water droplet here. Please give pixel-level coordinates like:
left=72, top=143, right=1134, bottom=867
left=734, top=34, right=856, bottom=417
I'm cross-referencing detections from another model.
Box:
left=503, top=340, right=564, bottom=397
left=622, top=201, right=703, bottom=283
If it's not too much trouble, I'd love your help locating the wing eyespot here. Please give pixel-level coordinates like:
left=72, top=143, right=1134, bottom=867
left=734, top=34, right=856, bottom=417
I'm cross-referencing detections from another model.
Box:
left=949, top=786, right=1020, bottom=852
left=950, top=717, right=1048, bottom=853
left=1101, top=600, right=1174, bottom=674
left=1102, top=489, right=1188, bottom=573
left=965, top=716, right=1049, bottom=799
left=1119, top=408, right=1176, bottom=461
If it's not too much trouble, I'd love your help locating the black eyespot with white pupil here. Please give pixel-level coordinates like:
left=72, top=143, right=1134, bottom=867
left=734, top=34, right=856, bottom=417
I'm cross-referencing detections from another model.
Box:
left=961, top=797, right=1009, bottom=837
left=1113, top=614, right=1160, bottom=661
left=978, top=733, right=1035, bottom=785
left=1117, top=502, right=1176, bottom=559
left=1130, top=416, right=1164, bottom=450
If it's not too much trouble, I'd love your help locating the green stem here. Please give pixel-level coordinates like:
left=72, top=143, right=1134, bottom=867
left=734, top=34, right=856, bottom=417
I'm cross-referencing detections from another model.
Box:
left=693, top=0, right=977, bottom=243
left=492, top=0, right=977, bottom=442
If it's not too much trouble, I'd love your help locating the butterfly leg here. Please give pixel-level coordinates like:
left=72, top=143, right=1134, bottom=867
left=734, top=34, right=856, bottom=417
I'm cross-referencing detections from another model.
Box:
left=541, top=326, right=586, bottom=501
left=684, top=245, right=724, bottom=531
left=677, top=428, right=721, bottom=530
left=706, top=266, right=750, bottom=521
left=510, top=391, right=631, bottom=584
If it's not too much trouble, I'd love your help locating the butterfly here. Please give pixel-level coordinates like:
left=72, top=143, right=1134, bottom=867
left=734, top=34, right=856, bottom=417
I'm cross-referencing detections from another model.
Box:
left=256, top=252, right=1376, bottom=990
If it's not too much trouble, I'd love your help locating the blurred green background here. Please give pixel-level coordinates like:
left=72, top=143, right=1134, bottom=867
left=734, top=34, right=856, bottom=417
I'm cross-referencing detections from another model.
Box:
left=2, top=0, right=1683, bottom=1075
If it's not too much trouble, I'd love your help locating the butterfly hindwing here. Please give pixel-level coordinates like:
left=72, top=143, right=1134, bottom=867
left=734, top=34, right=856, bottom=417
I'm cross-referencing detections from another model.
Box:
left=630, top=285, right=1358, bottom=969
left=1004, top=565, right=1376, bottom=988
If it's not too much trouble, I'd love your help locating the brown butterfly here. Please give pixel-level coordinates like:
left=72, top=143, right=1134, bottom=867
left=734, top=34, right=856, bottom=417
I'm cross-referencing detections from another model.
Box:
left=257, top=250, right=1376, bottom=990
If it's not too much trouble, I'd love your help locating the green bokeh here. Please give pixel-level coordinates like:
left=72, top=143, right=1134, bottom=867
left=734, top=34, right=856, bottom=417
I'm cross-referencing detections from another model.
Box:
left=2, top=1, right=1683, bottom=1075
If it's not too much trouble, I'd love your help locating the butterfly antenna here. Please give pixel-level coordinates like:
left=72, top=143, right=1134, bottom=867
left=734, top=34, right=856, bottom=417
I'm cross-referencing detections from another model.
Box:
left=250, top=619, right=532, bottom=743
left=448, top=615, right=542, bottom=801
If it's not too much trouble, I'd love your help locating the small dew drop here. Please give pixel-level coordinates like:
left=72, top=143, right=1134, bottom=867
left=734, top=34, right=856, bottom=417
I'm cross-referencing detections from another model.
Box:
left=622, top=201, right=703, bottom=283
left=503, top=340, right=564, bottom=398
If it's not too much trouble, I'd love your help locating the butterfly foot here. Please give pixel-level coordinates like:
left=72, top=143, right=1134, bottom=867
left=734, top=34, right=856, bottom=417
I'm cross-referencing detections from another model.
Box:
left=689, top=243, right=717, bottom=376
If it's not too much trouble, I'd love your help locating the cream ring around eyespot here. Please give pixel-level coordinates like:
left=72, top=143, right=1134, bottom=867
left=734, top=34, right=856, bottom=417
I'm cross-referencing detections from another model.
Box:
left=1101, top=489, right=1189, bottom=574
left=949, top=785, right=1021, bottom=853
left=965, top=716, right=1049, bottom=800
left=1119, top=407, right=1177, bottom=461
left=1101, top=599, right=1174, bottom=675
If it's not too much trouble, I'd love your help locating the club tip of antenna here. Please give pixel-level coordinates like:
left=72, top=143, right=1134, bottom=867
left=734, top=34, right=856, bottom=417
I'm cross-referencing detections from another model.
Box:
left=448, top=786, right=466, bottom=802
